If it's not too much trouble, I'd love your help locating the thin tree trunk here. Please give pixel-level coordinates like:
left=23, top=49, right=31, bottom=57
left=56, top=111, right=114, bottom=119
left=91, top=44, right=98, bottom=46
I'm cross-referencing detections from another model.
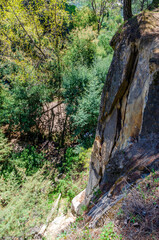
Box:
left=123, top=0, right=132, bottom=21
left=140, top=0, right=145, bottom=11
left=60, top=114, right=68, bottom=147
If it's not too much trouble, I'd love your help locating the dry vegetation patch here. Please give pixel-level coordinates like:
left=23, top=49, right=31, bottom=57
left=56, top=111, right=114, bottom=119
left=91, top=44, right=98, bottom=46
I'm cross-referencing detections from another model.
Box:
left=57, top=171, right=159, bottom=240
left=116, top=171, right=159, bottom=240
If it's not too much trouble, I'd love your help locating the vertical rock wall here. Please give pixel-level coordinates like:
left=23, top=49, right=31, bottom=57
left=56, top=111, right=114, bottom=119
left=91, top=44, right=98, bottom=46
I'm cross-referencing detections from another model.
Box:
left=85, top=10, right=159, bottom=206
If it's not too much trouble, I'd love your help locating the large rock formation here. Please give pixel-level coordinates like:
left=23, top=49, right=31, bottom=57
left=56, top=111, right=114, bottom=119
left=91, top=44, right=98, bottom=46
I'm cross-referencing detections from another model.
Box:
left=85, top=9, right=159, bottom=224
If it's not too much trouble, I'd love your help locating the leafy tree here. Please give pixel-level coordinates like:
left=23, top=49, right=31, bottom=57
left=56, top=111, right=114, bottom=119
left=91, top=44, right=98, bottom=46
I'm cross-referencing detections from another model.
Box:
left=72, top=55, right=112, bottom=137
left=90, top=0, right=118, bottom=33
left=73, top=6, right=96, bottom=29
left=0, top=0, right=70, bottom=59
left=62, top=28, right=96, bottom=68
left=123, top=0, right=158, bottom=21
left=1, top=82, right=50, bottom=135
left=62, top=65, right=92, bottom=116
left=0, top=0, right=71, bottom=99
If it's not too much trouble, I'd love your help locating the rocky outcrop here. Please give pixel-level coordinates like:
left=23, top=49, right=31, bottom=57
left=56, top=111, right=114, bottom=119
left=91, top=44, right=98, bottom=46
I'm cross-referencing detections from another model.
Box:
left=85, top=9, right=159, bottom=224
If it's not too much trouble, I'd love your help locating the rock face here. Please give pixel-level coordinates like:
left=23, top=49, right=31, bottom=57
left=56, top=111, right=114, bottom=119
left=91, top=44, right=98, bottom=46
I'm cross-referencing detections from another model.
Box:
left=85, top=9, right=159, bottom=214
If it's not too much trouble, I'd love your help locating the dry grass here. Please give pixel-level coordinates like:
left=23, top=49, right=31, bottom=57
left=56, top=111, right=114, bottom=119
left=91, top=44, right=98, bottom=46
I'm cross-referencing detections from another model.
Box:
left=116, top=171, right=159, bottom=240
left=57, top=171, right=159, bottom=240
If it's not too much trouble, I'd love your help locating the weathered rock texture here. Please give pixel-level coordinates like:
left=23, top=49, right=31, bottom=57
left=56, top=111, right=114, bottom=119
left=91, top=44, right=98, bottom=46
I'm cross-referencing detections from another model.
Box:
left=85, top=9, right=159, bottom=224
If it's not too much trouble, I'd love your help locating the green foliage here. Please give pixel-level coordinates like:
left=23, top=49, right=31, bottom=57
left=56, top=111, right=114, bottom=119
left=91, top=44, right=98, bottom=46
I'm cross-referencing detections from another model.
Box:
left=132, top=0, right=152, bottom=13
left=59, top=146, right=88, bottom=173
left=1, top=81, right=50, bottom=134
left=98, top=34, right=113, bottom=55
left=1, top=145, right=45, bottom=181
left=0, top=2, right=124, bottom=238
left=63, top=65, right=92, bottom=115
left=74, top=71, right=102, bottom=124
left=0, top=130, right=11, bottom=166
left=0, top=60, right=19, bottom=83
left=102, top=10, right=123, bottom=32
left=0, top=169, right=53, bottom=239
left=54, top=146, right=90, bottom=201
left=66, top=56, right=112, bottom=138
left=62, top=26, right=113, bottom=138
left=72, top=77, right=101, bottom=134
left=63, top=29, right=96, bottom=68
left=11, top=146, right=44, bottom=175
left=61, top=8, right=122, bottom=140
left=99, top=222, right=120, bottom=240
left=0, top=135, right=53, bottom=238
left=0, top=0, right=122, bottom=142
left=73, top=7, right=96, bottom=29
left=0, top=0, right=70, bottom=59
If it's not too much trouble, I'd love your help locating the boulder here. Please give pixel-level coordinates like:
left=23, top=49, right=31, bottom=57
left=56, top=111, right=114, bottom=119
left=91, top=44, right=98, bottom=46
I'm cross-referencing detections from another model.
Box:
left=85, top=9, right=159, bottom=223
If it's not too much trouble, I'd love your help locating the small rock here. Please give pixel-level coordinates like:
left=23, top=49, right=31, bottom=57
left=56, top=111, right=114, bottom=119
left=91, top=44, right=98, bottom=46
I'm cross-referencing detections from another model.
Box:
left=71, top=189, right=86, bottom=215
left=116, top=220, right=120, bottom=225
left=124, top=217, right=130, bottom=225
left=124, top=219, right=128, bottom=225
left=133, top=222, right=140, bottom=227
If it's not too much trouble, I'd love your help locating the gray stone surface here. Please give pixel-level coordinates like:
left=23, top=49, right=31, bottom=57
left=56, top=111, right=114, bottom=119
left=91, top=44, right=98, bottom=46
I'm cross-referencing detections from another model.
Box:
left=85, top=9, right=159, bottom=218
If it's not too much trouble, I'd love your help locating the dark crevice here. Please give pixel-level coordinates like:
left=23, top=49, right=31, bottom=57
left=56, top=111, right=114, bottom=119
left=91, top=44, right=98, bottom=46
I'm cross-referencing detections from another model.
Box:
left=100, top=45, right=139, bottom=148
left=116, top=102, right=122, bottom=140
left=99, top=45, right=139, bottom=191
left=122, top=46, right=139, bottom=129
left=109, top=44, right=139, bottom=116
left=110, top=45, right=139, bottom=156
left=116, top=46, right=139, bottom=142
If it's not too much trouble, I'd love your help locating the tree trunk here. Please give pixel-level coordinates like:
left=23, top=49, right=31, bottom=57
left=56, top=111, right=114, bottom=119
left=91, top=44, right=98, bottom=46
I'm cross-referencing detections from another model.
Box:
left=123, top=0, right=132, bottom=21
left=140, top=0, right=145, bottom=11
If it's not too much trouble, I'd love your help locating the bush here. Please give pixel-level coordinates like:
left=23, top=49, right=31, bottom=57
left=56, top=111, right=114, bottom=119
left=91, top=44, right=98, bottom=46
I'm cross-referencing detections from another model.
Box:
left=0, top=130, right=11, bottom=169
left=11, top=146, right=44, bottom=176
left=0, top=169, right=53, bottom=239
left=62, top=29, right=96, bottom=68
left=0, top=81, right=50, bottom=135
left=54, top=146, right=90, bottom=201
left=72, top=77, right=102, bottom=135
left=62, top=65, right=92, bottom=115
left=73, top=7, right=96, bottom=29
left=98, top=34, right=113, bottom=55
left=71, top=56, right=112, bottom=138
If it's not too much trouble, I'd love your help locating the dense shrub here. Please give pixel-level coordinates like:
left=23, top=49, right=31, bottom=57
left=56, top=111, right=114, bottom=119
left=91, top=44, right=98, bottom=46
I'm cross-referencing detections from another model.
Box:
left=98, top=34, right=113, bottom=55
left=62, top=65, right=92, bottom=114
left=0, top=130, right=11, bottom=167
left=63, top=55, right=112, bottom=139
left=73, top=7, right=96, bottom=29
left=0, top=169, right=53, bottom=239
left=0, top=81, right=50, bottom=135
left=63, top=30, right=96, bottom=68
left=11, top=146, right=44, bottom=176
